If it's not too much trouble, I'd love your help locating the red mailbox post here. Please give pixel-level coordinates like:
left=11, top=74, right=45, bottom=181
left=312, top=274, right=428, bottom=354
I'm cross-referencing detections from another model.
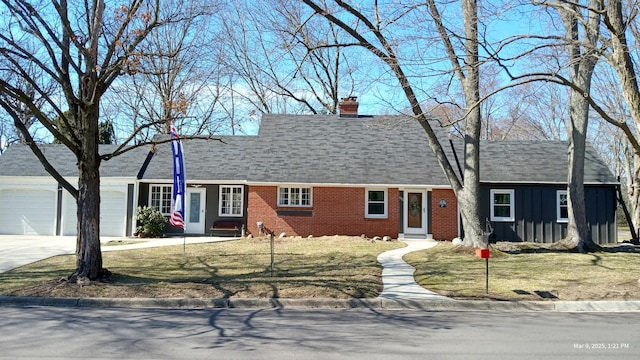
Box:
left=475, top=248, right=490, bottom=294
left=475, top=248, right=490, bottom=259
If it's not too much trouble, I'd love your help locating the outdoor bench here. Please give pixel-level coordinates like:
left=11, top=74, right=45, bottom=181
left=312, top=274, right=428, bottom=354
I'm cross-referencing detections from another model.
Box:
left=209, top=219, right=243, bottom=237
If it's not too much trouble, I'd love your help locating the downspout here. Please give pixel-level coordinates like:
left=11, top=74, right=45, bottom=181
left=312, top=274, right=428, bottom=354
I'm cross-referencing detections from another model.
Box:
left=132, top=145, right=156, bottom=236
left=449, top=139, right=464, bottom=239
left=136, top=144, right=156, bottom=180
left=449, top=139, right=464, bottom=183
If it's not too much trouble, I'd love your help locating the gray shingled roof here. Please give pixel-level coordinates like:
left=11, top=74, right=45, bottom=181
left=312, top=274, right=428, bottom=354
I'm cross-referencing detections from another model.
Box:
left=140, top=136, right=255, bottom=181
left=246, top=114, right=454, bottom=186
left=0, top=136, right=255, bottom=182
left=0, top=114, right=617, bottom=186
left=0, top=144, right=147, bottom=178
left=476, top=141, right=617, bottom=184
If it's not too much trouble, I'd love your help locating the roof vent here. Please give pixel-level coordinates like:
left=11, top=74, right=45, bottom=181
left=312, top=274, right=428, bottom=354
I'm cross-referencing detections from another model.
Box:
left=338, top=96, right=359, bottom=118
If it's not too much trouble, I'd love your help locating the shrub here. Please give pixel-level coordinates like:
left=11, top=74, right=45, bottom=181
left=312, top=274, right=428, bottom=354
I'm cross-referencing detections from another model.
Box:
left=135, top=206, right=167, bottom=238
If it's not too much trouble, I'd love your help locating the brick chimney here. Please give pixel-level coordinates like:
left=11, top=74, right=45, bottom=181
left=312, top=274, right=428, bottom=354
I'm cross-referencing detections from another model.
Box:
left=338, top=96, right=359, bottom=118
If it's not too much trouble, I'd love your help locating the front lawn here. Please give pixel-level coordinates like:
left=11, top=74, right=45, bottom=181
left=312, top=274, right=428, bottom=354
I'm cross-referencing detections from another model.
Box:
left=0, top=236, right=403, bottom=299
left=405, top=242, right=640, bottom=301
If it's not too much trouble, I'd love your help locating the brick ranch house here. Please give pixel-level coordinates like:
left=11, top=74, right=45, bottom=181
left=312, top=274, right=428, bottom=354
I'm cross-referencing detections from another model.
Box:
left=0, top=99, right=619, bottom=244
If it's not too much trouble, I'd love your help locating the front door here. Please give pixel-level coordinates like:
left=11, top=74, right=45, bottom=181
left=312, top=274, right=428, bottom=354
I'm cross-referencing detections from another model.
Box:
left=185, top=188, right=206, bottom=234
left=404, top=190, right=427, bottom=236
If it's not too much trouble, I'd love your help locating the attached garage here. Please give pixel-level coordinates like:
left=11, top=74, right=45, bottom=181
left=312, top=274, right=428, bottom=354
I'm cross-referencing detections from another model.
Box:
left=0, top=188, right=57, bottom=235
left=62, top=189, right=128, bottom=237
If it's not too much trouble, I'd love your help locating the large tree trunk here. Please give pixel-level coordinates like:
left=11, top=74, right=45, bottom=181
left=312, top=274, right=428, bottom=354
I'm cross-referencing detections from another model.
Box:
left=71, top=103, right=107, bottom=281
left=605, top=0, right=640, bottom=239
left=565, top=86, right=598, bottom=252
left=459, top=0, right=485, bottom=248
left=555, top=0, right=600, bottom=252
left=628, top=153, right=640, bottom=237
left=74, top=150, right=104, bottom=280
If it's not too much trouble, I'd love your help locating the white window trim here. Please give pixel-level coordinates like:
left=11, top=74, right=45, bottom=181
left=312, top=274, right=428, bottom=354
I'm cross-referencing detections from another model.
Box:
left=149, top=184, right=173, bottom=216
left=490, top=189, right=514, bottom=222
left=557, top=190, right=568, bottom=223
left=219, top=185, right=244, bottom=217
left=365, top=188, right=388, bottom=219
left=277, top=186, right=313, bottom=207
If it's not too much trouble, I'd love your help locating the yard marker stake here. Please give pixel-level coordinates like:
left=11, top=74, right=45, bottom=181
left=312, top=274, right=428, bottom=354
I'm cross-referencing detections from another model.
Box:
left=485, top=257, right=489, bottom=294
left=270, top=233, right=274, bottom=277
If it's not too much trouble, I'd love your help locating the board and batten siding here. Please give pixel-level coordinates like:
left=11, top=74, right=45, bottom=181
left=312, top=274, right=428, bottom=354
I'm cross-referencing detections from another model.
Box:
left=481, top=185, right=617, bottom=244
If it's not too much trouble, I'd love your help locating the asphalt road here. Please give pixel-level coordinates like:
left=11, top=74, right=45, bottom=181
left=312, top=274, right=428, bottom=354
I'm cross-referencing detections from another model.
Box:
left=0, top=306, right=638, bottom=359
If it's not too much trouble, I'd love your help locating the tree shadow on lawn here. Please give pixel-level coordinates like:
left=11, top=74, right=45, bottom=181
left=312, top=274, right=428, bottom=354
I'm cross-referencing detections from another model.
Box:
left=493, top=241, right=640, bottom=254
left=107, top=254, right=380, bottom=299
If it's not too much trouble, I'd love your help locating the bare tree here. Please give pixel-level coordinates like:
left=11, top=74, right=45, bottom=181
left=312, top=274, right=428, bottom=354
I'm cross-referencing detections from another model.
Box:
left=301, top=0, right=486, bottom=246
left=510, top=0, right=640, bottom=244
left=0, top=65, right=54, bottom=151
left=550, top=0, right=603, bottom=252
left=217, top=0, right=363, bottom=116
left=595, top=0, right=640, bottom=240
left=102, top=0, right=225, bottom=141
left=490, top=0, right=602, bottom=250
left=0, top=0, right=207, bottom=280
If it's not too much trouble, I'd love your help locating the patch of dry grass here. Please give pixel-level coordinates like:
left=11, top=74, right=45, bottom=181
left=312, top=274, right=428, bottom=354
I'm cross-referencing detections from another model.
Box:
left=404, top=242, right=640, bottom=301
left=0, top=236, right=403, bottom=299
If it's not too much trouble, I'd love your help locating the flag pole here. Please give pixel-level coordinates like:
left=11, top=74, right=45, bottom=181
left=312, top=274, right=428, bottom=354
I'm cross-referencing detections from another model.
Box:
left=168, top=123, right=187, bottom=253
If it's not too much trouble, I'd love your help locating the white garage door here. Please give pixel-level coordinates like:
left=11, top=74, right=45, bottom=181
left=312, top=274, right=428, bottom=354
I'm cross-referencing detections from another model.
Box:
left=62, top=190, right=127, bottom=237
left=0, top=189, right=56, bottom=235
left=100, top=190, right=126, bottom=236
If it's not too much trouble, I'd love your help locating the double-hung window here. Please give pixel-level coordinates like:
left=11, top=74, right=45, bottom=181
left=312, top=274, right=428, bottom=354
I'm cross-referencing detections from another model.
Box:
left=278, top=186, right=312, bottom=207
left=490, top=189, right=514, bottom=222
left=220, top=186, right=244, bottom=216
left=150, top=185, right=172, bottom=215
left=365, top=189, right=388, bottom=218
left=557, top=190, right=568, bottom=223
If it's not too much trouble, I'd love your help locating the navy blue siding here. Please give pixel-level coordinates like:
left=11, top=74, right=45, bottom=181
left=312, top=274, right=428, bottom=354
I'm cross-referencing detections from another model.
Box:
left=481, top=185, right=617, bottom=244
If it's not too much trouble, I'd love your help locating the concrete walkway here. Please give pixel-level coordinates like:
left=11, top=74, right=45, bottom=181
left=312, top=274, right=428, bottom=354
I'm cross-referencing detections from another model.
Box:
left=377, top=239, right=451, bottom=300
left=0, top=235, right=238, bottom=273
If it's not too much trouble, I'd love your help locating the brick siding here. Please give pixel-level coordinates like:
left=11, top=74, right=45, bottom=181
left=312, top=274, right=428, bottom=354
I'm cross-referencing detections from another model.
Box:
left=431, top=189, right=459, bottom=240
left=247, top=185, right=399, bottom=238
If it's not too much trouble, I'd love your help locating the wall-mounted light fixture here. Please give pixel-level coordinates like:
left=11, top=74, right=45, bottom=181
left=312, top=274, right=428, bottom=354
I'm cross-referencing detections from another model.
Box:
left=439, top=199, right=447, bottom=208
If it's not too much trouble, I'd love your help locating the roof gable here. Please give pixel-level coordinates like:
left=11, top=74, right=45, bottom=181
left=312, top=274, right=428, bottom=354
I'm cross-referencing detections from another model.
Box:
left=248, top=114, right=453, bottom=186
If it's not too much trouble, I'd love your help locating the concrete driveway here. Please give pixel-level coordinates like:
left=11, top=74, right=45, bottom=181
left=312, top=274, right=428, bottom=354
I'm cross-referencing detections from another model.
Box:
left=0, top=235, right=238, bottom=273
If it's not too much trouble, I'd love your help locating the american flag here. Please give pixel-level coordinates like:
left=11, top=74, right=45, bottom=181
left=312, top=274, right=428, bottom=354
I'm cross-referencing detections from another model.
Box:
left=169, top=124, right=186, bottom=229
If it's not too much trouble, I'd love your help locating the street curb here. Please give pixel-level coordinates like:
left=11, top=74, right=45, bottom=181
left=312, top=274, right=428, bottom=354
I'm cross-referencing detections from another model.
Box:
left=1, top=296, right=639, bottom=312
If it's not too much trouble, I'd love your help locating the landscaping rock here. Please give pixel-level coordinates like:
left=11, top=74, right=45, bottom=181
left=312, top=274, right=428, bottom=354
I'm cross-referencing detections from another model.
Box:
left=279, top=232, right=287, bottom=238
left=383, top=236, right=392, bottom=241
left=372, top=236, right=382, bottom=241
left=452, top=237, right=463, bottom=245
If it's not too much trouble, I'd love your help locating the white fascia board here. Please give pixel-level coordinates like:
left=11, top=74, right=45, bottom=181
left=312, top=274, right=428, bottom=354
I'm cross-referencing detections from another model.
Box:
left=481, top=181, right=619, bottom=186
left=139, top=178, right=248, bottom=185
left=0, top=176, right=57, bottom=189
left=247, top=181, right=452, bottom=189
